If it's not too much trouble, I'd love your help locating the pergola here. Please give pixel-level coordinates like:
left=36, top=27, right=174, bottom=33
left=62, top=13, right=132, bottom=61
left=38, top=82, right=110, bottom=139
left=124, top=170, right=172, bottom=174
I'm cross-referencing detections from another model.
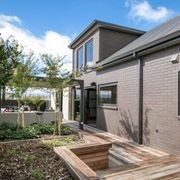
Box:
left=30, top=76, right=85, bottom=130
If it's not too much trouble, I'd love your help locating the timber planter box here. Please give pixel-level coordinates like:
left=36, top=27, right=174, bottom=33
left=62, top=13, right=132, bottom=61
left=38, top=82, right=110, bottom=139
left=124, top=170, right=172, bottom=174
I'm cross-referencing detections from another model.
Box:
left=54, top=143, right=112, bottom=180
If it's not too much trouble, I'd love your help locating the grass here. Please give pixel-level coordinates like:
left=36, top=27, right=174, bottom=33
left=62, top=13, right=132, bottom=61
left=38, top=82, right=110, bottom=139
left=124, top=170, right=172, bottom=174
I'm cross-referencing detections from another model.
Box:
left=28, top=169, right=44, bottom=180
left=6, top=148, right=17, bottom=156
left=22, top=153, right=36, bottom=162
left=40, top=135, right=77, bottom=147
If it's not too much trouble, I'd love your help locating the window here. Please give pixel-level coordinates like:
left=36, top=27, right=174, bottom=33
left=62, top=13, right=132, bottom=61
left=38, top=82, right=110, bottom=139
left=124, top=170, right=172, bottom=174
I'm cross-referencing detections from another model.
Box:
left=85, top=39, right=93, bottom=67
left=75, top=88, right=81, bottom=100
left=178, top=72, right=180, bottom=115
left=77, top=46, right=83, bottom=71
left=99, top=83, right=117, bottom=106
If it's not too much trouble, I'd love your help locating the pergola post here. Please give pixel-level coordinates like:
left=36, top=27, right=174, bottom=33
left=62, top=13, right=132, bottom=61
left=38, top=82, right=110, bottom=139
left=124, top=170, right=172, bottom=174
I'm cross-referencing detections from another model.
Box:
left=79, top=80, right=84, bottom=130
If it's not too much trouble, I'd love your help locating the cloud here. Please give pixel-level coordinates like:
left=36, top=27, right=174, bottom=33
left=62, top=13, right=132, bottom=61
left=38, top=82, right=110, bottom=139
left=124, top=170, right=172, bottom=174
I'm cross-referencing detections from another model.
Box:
left=0, top=14, right=72, bottom=71
left=0, top=14, right=21, bottom=25
left=125, top=0, right=173, bottom=22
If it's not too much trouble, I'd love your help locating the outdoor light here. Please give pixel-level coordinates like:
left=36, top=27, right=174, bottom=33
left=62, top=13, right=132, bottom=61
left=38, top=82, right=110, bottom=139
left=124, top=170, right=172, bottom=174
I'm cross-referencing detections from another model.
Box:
left=170, top=54, right=179, bottom=63
left=90, top=82, right=96, bottom=86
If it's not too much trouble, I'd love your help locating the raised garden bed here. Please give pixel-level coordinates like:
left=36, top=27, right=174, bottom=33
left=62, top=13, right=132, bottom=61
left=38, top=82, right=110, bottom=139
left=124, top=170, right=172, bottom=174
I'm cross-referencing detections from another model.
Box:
left=54, top=143, right=112, bottom=180
left=0, top=135, right=83, bottom=179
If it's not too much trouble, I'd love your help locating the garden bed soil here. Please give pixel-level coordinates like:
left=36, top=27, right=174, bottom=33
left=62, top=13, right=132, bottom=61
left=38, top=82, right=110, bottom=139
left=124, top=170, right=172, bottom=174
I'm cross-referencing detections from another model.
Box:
left=0, top=136, right=83, bottom=180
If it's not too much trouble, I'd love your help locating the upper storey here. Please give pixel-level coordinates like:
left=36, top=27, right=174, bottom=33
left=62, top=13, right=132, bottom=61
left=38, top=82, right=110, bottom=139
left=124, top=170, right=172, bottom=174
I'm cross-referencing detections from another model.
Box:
left=69, top=20, right=145, bottom=73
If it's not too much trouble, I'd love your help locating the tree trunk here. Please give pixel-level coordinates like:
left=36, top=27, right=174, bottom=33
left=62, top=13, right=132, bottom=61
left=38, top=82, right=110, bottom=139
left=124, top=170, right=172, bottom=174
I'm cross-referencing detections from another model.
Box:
left=21, top=109, right=25, bottom=128
left=0, top=87, right=1, bottom=113
left=2, top=86, right=5, bottom=105
left=17, top=98, right=24, bottom=128
left=55, top=110, right=62, bottom=135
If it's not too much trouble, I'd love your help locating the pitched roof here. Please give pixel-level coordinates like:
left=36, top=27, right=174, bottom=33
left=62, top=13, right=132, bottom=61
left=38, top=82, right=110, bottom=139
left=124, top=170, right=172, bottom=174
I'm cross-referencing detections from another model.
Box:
left=69, top=20, right=145, bottom=49
left=98, top=16, right=180, bottom=66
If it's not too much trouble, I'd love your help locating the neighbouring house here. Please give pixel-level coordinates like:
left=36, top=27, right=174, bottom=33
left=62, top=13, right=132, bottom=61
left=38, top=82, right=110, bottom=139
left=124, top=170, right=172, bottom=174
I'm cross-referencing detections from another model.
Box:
left=68, top=16, right=180, bottom=155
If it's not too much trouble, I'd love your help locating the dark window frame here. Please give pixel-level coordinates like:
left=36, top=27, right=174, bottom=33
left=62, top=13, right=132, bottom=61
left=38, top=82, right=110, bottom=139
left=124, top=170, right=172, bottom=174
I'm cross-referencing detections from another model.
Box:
left=85, top=39, right=93, bottom=67
left=98, top=82, right=118, bottom=107
left=178, top=71, right=180, bottom=115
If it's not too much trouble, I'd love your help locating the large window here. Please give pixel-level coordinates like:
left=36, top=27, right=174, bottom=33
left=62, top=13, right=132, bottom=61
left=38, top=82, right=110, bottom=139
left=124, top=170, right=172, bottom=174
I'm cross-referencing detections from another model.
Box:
left=98, top=83, right=117, bottom=106
left=85, top=39, right=93, bottom=67
left=178, top=72, right=180, bottom=115
left=77, top=46, right=83, bottom=71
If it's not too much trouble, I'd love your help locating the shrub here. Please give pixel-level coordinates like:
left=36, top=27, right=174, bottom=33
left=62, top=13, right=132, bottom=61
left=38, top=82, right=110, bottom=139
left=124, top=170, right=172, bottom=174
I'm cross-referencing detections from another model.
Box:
left=30, top=123, right=55, bottom=134
left=61, top=126, right=72, bottom=135
left=0, top=122, right=72, bottom=140
left=0, top=127, right=39, bottom=140
left=0, top=122, right=17, bottom=131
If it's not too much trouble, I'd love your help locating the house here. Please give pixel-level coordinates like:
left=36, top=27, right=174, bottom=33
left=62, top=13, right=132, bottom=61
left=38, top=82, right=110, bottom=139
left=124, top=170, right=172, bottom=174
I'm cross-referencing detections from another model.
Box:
left=68, top=16, right=180, bottom=155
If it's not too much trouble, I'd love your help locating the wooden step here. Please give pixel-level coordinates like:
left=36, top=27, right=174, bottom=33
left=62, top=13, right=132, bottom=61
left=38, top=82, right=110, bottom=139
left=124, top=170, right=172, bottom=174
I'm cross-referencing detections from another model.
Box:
left=54, top=146, right=98, bottom=180
left=96, top=163, right=138, bottom=178
left=102, top=155, right=180, bottom=180
left=112, top=142, right=157, bottom=161
left=98, top=155, right=177, bottom=179
left=110, top=146, right=143, bottom=163
left=109, top=149, right=131, bottom=165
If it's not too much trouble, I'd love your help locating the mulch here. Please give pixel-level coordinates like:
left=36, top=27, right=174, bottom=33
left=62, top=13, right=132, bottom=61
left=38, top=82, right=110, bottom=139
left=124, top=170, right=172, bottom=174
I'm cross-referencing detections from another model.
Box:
left=0, top=140, right=74, bottom=180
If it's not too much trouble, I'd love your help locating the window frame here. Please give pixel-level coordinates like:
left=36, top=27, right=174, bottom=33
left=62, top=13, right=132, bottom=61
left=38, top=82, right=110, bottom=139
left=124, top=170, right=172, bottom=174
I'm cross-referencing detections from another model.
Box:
left=76, top=46, right=84, bottom=72
left=85, top=39, right=93, bottom=67
left=178, top=71, right=180, bottom=115
left=98, top=82, right=118, bottom=107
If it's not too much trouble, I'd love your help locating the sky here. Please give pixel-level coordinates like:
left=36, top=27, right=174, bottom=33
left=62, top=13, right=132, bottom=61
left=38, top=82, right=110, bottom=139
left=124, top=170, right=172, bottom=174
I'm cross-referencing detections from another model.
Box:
left=0, top=0, right=179, bottom=72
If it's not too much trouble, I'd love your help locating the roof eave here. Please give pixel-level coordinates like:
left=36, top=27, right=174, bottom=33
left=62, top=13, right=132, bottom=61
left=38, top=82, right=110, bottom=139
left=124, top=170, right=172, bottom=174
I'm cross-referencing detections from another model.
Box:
left=68, top=20, right=145, bottom=49
left=99, top=34, right=180, bottom=69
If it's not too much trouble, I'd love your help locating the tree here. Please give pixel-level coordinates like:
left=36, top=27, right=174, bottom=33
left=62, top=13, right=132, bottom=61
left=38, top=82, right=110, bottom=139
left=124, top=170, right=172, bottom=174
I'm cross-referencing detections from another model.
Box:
left=41, top=54, right=72, bottom=135
left=31, top=96, right=44, bottom=112
left=0, top=36, right=21, bottom=112
left=9, top=52, right=39, bottom=128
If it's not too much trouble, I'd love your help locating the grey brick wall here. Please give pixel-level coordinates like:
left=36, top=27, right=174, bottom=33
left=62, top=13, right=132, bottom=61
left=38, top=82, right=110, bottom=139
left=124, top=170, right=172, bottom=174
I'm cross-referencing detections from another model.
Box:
left=99, top=28, right=140, bottom=61
left=96, top=60, right=139, bottom=143
left=95, top=44, right=180, bottom=154
left=143, top=45, right=180, bottom=154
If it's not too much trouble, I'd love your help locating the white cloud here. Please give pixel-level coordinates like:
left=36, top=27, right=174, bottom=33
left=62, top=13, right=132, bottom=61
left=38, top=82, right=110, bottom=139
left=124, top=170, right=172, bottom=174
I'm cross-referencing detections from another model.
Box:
left=125, top=0, right=173, bottom=22
left=0, top=14, right=72, bottom=71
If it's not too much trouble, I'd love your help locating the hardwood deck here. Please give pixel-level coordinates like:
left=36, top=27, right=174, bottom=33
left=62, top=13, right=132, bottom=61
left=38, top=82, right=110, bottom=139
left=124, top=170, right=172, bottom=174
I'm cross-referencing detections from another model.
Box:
left=62, top=120, right=180, bottom=180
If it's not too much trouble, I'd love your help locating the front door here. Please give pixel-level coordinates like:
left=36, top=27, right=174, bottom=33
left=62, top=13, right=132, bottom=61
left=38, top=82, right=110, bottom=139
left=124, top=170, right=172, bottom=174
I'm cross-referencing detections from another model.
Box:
left=85, top=89, right=96, bottom=127
left=74, top=88, right=81, bottom=121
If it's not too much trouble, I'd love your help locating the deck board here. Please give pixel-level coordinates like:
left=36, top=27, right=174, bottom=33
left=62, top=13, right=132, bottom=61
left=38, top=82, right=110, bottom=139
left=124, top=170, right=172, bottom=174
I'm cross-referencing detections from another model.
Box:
left=62, top=120, right=180, bottom=180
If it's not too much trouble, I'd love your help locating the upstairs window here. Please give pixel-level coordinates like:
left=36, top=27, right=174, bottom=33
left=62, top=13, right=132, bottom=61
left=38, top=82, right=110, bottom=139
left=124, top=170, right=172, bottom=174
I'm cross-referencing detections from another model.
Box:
left=178, top=71, right=180, bottom=115
left=85, top=39, right=93, bottom=67
left=77, top=46, right=83, bottom=71
left=98, top=83, right=117, bottom=106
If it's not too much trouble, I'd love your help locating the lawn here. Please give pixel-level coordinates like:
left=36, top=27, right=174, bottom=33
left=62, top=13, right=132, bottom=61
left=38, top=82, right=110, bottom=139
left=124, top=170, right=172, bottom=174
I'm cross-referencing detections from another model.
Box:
left=0, top=122, right=83, bottom=179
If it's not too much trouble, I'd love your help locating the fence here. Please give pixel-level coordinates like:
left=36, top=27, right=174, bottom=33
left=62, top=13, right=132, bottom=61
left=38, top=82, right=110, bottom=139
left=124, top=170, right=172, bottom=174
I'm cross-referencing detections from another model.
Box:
left=0, top=112, right=56, bottom=125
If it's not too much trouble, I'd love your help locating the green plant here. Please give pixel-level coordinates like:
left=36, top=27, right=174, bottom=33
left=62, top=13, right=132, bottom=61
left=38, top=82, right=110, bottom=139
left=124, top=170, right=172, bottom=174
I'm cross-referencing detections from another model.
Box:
left=0, top=128, right=39, bottom=140
left=22, top=153, right=36, bottom=162
left=28, top=169, right=44, bottom=180
left=0, top=123, right=72, bottom=141
left=6, top=148, right=17, bottom=156
left=61, top=126, right=72, bottom=135
left=30, top=123, right=55, bottom=134
left=31, top=96, right=44, bottom=111
left=0, top=122, right=17, bottom=131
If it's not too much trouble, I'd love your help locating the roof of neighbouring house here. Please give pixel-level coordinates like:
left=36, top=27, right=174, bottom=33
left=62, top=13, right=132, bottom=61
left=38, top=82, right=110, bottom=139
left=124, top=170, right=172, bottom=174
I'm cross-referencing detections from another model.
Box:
left=98, top=16, right=180, bottom=67
left=69, top=19, right=146, bottom=49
